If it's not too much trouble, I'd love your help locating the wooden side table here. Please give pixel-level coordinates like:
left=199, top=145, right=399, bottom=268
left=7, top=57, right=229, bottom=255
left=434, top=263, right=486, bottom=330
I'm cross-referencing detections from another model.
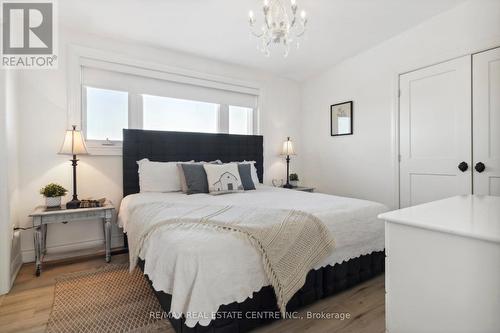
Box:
left=29, top=204, right=115, bottom=276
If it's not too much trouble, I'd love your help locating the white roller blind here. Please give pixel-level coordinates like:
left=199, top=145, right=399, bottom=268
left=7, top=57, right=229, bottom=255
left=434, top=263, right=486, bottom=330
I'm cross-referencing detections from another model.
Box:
left=82, top=64, right=258, bottom=109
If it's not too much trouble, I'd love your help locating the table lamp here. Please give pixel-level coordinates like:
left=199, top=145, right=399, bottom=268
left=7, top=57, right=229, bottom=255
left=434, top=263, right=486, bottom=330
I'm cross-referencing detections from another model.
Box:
left=59, top=125, right=89, bottom=209
left=280, top=137, right=296, bottom=189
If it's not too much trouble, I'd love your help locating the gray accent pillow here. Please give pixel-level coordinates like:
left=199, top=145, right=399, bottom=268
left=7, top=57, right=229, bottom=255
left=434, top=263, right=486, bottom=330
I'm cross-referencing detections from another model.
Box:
left=177, top=164, right=188, bottom=193
left=181, top=164, right=209, bottom=194
left=177, top=160, right=195, bottom=193
left=238, top=163, right=256, bottom=190
left=178, top=160, right=220, bottom=193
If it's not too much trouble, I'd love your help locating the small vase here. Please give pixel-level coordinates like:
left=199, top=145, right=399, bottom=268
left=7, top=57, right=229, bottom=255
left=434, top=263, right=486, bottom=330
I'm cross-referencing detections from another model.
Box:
left=45, top=196, right=62, bottom=208
left=290, top=180, right=299, bottom=187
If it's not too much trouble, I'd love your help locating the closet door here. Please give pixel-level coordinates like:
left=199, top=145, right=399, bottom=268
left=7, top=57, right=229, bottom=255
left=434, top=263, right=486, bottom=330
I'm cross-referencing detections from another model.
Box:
left=399, top=56, right=472, bottom=207
left=473, top=47, right=500, bottom=196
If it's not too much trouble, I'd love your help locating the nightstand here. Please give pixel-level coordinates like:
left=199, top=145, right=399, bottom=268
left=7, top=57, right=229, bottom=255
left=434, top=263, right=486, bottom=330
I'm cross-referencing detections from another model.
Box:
left=288, top=186, right=315, bottom=192
left=29, top=203, right=115, bottom=276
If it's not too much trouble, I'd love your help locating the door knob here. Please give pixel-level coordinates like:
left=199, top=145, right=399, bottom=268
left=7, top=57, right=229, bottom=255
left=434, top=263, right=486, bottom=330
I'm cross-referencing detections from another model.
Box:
left=458, top=161, right=468, bottom=172
left=475, top=162, right=486, bottom=173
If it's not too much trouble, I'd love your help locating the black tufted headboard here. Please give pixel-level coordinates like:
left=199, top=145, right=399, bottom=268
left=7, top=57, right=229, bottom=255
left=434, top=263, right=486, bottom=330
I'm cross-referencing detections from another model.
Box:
left=122, top=129, right=264, bottom=197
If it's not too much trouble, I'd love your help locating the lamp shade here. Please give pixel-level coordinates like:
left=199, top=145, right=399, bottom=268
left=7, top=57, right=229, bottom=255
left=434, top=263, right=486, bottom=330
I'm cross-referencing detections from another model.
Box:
left=281, top=137, right=296, bottom=156
left=59, top=125, right=89, bottom=155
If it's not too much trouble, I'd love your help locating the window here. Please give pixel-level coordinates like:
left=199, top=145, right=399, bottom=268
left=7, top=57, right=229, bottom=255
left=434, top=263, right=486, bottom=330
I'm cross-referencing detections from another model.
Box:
left=229, top=106, right=254, bottom=135
left=143, top=95, right=219, bottom=133
left=85, top=87, right=128, bottom=141
left=76, top=57, right=259, bottom=154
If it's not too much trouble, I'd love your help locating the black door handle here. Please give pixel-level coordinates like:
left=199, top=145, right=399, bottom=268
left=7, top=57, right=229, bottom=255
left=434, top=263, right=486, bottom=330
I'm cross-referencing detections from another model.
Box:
left=458, top=161, right=468, bottom=172
left=475, top=162, right=486, bottom=173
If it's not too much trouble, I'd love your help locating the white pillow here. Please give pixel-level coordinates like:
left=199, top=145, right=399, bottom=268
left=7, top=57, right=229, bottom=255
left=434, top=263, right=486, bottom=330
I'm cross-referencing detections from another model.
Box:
left=203, top=163, right=244, bottom=195
left=137, top=159, right=182, bottom=193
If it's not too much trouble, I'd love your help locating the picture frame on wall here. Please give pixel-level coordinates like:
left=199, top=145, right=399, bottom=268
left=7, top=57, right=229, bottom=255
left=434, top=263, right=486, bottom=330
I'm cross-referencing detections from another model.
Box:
left=330, top=101, right=353, bottom=136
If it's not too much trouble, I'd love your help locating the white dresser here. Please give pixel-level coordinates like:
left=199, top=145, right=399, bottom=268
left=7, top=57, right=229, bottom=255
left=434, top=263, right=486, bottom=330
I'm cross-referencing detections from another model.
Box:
left=379, top=195, right=500, bottom=333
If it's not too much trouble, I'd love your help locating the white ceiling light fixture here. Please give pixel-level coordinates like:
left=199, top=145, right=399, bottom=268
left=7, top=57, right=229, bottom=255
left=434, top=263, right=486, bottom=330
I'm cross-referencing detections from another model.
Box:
left=248, top=0, right=308, bottom=57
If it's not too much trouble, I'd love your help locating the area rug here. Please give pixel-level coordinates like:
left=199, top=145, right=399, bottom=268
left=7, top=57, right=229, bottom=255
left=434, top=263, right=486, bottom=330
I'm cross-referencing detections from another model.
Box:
left=46, top=264, right=171, bottom=333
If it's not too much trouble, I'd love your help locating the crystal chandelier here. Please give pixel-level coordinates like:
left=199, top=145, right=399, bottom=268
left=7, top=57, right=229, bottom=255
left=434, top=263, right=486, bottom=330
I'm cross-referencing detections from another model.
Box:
left=248, top=0, right=308, bottom=57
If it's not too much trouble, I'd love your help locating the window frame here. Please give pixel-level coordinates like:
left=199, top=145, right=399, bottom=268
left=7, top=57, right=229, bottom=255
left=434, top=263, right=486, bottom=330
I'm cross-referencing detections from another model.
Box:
left=81, top=85, right=135, bottom=152
left=68, top=45, right=261, bottom=155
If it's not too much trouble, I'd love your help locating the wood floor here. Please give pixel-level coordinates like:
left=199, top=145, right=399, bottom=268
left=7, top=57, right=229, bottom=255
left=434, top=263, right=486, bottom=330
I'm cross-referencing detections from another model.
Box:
left=0, top=254, right=385, bottom=333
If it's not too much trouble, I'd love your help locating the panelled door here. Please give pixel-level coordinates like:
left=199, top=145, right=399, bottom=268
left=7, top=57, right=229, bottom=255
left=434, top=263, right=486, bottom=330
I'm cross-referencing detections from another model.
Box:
left=399, top=56, right=472, bottom=207
left=473, top=47, right=500, bottom=196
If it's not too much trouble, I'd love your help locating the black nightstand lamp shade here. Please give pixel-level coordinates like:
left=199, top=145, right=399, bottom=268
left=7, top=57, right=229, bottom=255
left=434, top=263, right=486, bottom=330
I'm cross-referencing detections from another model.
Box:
left=280, top=137, right=296, bottom=189
left=59, top=125, right=89, bottom=209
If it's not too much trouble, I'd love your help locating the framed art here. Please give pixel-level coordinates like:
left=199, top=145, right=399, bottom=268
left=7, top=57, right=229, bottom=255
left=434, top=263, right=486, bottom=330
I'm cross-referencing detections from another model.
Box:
left=330, top=101, right=353, bottom=136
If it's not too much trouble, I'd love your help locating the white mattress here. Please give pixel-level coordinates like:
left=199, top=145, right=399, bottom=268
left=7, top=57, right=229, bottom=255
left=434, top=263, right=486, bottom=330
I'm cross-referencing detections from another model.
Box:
left=118, top=185, right=388, bottom=327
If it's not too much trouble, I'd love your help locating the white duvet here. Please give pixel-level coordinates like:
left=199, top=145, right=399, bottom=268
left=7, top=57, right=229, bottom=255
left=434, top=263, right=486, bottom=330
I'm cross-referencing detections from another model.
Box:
left=118, top=185, right=388, bottom=327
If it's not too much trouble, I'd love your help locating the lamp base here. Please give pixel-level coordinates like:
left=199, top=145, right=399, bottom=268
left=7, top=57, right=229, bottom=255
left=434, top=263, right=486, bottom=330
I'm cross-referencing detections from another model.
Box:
left=66, top=199, right=81, bottom=209
left=282, top=183, right=294, bottom=189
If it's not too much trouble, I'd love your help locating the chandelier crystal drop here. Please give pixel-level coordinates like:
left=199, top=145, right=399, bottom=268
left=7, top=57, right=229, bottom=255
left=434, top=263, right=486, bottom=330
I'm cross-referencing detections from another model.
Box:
left=248, top=0, right=308, bottom=57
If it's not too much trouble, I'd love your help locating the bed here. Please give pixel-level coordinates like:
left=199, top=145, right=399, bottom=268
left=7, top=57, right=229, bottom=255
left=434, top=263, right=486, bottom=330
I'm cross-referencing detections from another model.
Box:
left=120, top=129, right=387, bottom=333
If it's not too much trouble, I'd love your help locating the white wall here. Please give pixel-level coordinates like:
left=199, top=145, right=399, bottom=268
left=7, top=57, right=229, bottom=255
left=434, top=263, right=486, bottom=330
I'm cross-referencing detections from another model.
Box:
left=0, top=69, right=20, bottom=294
left=15, top=27, right=302, bottom=262
left=0, top=70, right=10, bottom=294
left=300, top=0, right=500, bottom=209
left=7, top=72, right=21, bottom=284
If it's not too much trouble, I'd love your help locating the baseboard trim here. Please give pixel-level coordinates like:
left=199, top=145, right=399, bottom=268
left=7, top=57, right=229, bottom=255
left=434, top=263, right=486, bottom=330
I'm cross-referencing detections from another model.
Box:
left=9, top=231, right=22, bottom=290
left=21, top=235, right=124, bottom=263
left=9, top=251, right=22, bottom=289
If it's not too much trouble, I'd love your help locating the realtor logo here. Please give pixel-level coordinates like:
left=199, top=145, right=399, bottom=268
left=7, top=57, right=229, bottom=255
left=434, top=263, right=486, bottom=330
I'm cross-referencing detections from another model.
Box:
left=1, top=0, right=57, bottom=68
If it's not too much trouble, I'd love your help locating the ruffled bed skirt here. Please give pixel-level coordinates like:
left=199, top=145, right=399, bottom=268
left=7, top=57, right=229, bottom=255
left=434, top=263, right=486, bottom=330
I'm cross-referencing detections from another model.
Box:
left=139, top=250, right=385, bottom=333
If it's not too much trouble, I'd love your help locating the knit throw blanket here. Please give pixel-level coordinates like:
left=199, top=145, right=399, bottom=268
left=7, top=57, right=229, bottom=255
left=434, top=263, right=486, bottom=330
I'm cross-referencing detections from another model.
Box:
left=127, top=202, right=335, bottom=316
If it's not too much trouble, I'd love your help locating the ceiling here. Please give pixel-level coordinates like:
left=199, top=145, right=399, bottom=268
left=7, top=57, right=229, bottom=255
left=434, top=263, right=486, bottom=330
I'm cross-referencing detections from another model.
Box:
left=59, top=0, right=466, bottom=81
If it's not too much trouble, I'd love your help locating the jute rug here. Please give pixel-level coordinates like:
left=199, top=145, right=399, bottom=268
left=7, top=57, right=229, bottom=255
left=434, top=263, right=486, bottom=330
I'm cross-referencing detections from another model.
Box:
left=46, top=264, right=171, bottom=333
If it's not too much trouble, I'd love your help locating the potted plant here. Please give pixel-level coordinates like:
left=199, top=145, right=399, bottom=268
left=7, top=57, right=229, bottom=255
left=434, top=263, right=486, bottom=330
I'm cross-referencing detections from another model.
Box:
left=289, top=173, right=299, bottom=187
left=40, top=183, right=68, bottom=208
